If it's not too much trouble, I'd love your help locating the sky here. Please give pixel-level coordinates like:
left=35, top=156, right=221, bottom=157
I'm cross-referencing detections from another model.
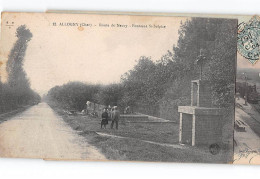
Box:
left=0, top=12, right=187, bottom=95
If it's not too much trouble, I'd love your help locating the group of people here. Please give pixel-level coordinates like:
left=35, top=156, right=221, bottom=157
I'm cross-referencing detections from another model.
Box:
left=101, top=106, right=120, bottom=129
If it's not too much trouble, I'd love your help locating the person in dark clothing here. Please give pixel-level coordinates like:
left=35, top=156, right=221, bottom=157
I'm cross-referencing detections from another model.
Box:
left=111, top=106, right=120, bottom=130
left=101, top=108, right=109, bottom=129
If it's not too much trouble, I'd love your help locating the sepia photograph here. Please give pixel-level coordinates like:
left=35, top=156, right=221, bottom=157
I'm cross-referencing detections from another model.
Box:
left=0, top=12, right=237, bottom=163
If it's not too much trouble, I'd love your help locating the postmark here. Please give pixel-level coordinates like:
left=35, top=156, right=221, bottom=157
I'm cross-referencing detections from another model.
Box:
left=237, top=16, right=260, bottom=64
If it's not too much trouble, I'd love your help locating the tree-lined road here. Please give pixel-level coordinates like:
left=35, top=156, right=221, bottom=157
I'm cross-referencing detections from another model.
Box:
left=0, top=103, right=106, bottom=160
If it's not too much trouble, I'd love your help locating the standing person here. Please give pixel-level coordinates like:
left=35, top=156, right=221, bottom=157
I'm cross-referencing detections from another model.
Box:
left=107, top=105, right=112, bottom=120
left=101, top=108, right=109, bottom=129
left=111, top=106, right=120, bottom=130
left=86, top=101, right=90, bottom=115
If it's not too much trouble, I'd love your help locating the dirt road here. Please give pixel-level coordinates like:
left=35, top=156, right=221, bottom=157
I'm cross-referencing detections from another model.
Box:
left=0, top=103, right=106, bottom=160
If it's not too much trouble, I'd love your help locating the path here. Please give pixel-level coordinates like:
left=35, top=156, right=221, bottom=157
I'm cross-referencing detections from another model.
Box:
left=0, top=102, right=106, bottom=160
left=96, top=132, right=185, bottom=149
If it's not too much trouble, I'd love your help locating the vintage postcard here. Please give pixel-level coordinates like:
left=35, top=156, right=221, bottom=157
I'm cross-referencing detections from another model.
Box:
left=0, top=12, right=237, bottom=163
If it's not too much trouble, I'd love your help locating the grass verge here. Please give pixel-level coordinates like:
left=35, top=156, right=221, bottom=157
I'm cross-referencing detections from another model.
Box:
left=0, top=105, right=32, bottom=124
left=50, top=104, right=233, bottom=163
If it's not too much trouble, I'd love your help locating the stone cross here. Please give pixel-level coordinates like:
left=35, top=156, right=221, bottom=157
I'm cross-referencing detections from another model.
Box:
left=196, top=49, right=207, bottom=80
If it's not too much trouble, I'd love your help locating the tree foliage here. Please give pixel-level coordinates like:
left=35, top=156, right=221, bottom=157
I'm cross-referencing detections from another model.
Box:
left=0, top=25, right=40, bottom=113
left=7, top=25, right=32, bottom=88
left=47, top=82, right=100, bottom=110
left=47, top=18, right=236, bottom=120
left=173, top=18, right=236, bottom=107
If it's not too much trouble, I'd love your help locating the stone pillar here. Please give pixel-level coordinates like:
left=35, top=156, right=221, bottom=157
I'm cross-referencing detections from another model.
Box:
left=199, top=82, right=212, bottom=107
left=179, top=113, right=192, bottom=145
left=179, top=113, right=183, bottom=143
left=191, top=81, right=198, bottom=106
left=191, top=80, right=212, bottom=107
left=192, top=114, right=196, bottom=146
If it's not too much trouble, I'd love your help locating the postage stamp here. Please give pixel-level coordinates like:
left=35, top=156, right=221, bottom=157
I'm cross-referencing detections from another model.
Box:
left=237, top=15, right=260, bottom=64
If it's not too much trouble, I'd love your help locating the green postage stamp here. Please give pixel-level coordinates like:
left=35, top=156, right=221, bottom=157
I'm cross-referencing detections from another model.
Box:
left=237, top=15, right=260, bottom=64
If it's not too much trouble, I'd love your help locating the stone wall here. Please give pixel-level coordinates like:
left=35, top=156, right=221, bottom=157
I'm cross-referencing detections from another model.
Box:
left=194, top=115, right=222, bottom=146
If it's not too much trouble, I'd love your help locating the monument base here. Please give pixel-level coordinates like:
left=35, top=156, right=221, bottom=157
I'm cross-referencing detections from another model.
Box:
left=178, top=106, right=223, bottom=146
